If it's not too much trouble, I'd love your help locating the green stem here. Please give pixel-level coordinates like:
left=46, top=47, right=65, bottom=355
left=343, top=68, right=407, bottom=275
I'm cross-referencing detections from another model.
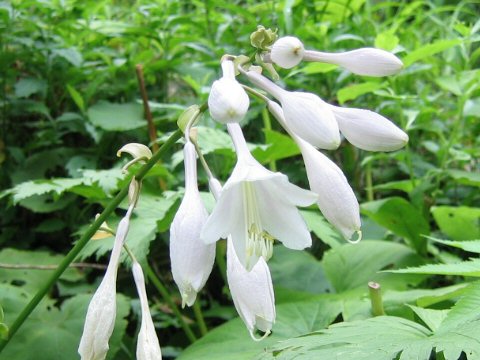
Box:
left=261, top=107, right=277, bottom=171
left=368, top=281, right=385, bottom=316
left=192, top=300, right=208, bottom=336
left=144, top=262, right=197, bottom=343
left=0, top=129, right=182, bottom=354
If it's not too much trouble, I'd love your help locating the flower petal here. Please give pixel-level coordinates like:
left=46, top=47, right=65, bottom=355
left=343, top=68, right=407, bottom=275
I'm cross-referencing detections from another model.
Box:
left=270, top=36, right=305, bottom=69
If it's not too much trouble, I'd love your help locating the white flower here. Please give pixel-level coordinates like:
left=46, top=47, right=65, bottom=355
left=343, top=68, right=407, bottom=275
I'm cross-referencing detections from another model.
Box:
left=270, top=36, right=305, bottom=69
left=79, top=210, right=132, bottom=360
left=201, top=123, right=317, bottom=270
left=170, top=142, right=215, bottom=307
left=303, top=48, right=403, bottom=77
left=208, top=59, right=250, bottom=124
left=329, top=105, right=409, bottom=152
left=226, top=237, right=275, bottom=340
left=268, top=101, right=361, bottom=242
left=132, top=262, right=162, bottom=360
left=245, top=70, right=340, bottom=150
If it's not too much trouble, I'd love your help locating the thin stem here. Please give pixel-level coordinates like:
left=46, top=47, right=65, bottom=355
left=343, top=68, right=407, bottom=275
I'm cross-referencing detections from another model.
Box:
left=0, top=263, right=107, bottom=270
left=144, top=262, right=197, bottom=343
left=123, top=244, right=138, bottom=264
left=192, top=300, right=208, bottom=336
left=0, top=129, right=182, bottom=354
left=192, top=140, right=214, bottom=180
left=261, top=107, right=277, bottom=171
left=368, top=281, right=385, bottom=316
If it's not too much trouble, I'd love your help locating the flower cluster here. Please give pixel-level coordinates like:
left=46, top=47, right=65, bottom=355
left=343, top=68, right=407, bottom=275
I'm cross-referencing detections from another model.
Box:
left=170, top=29, right=408, bottom=338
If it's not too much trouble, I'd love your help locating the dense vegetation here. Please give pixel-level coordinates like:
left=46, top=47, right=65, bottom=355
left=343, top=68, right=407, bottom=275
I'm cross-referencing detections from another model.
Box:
left=0, top=0, right=479, bottom=359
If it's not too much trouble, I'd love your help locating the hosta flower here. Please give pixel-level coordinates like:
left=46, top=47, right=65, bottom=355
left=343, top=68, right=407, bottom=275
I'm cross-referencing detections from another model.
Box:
left=226, top=237, right=275, bottom=340
left=268, top=101, right=361, bottom=241
left=78, top=209, right=133, bottom=360
left=201, top=123, right=317, bottom=270
left=270, top=36, right=305, bottom=69
left=329, top=105, right=409, bottom=152
left=132, top=262, right=162, bottom=360
left=303, top=47, right=403, bottom=77
left=245, top=70, right=340, bottom=150
left=170, top=142, right=215, bottom=307
left=208, top=59, right=250, bottom=123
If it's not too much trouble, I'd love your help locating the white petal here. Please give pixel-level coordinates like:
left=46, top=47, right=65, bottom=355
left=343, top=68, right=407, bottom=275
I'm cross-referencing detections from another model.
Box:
left=279, top=92, right=340, bottom=150
left=297, top=138, right=361, bottom=240
left=270, top=36, right=305, bottom=69
left=267, top=175, right=318, bottom=207
left=117, top=143, right=152, bottom=160
left=303, top=48, right=403, bottom=77
left=255, top=181, right=312, bottom=250
left=332, top=106, right=409, bottom=151
left=208, top=77, right=249, bottom=124
left=226, top=238, right=275, bottom=340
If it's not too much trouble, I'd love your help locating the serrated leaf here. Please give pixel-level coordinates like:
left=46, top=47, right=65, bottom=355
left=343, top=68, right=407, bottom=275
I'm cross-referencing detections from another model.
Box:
left=387, top=259, right=480, bottom=277
left=429, top=237, right=480, bottom=253
left=407, top=305, right=449, bottom=331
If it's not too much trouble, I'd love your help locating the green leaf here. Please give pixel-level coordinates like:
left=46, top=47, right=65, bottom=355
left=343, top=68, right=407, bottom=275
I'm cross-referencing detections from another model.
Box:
left=403, top=39, right=462, bottom=67
left=337, top=81, right=385, bottom=104
left=14, top=78, right=46, bottom=98
left=178, top=298, right=342, bottom=360
left=361, top=197, right=430, bottom=253
left=429, top=237, right=480, bottom=253
left=2, top=291, right=130, bottom=360
left=388, top=259, right=480, bottom=277
left=431, top=206, right=480, bottom=241
left=66, top=84, right=85, bottom=113
left=253, top=129, right=300, bottom=164
left=321, top=240, right=425, bottom=293
left=407, top=305, right=449, bottom=332
left=300, top=210, right=343, bottom=248
left=464, top=98, right=480, bottom=117
left=374, top=31, right=399, bottom=51
left=87, top=101, right=146, bottom=131
left=446, top=169, right=480, bottom=187
left=0, top=248, right=83, bottom=294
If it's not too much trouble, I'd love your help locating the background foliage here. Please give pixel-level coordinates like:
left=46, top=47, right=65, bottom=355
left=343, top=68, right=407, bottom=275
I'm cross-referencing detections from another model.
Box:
left=0, top=0, right=479, bottom=359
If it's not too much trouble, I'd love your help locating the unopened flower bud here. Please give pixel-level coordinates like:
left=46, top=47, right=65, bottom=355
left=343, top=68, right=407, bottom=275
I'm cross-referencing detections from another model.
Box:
left=270, top=36, right=305, bottom=69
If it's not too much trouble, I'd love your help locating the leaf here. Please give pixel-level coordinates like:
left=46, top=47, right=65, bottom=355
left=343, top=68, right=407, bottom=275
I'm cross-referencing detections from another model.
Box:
left=178, top=298, right=342, bottom=360
left=446, top=169, right=480, bottom=187
left=14, top=78, right=46, bottom=98
left=429, top=237, right=480, bottom=254
left=464, top=98, right=480, bottom=117
left=388, top=259, right=480, bottom=277
left=375, top=31, right=399, bottom=51
left=337, top=81, right=385, bottom=104
left=431, top=206, right=480, bottom=241
left=259, top=315, right=480, bottom=360
left=361, top=197, right=430, bottom=253
left=87, top=101, right=146, bottom=131
left=321, top=240, right=425, bottom=293
left=300, top=210, right=343, bottom=248
left=2, top=290, right=130, bottom=360
left=0, top=248, right=83, bottom=294
left=252, top=129, right=300, bottom=164
left=403, top=39, right=462, bottom=67
left=66, top=84, right=85, bottom=113
left=407, top=305, right=449, bottom=332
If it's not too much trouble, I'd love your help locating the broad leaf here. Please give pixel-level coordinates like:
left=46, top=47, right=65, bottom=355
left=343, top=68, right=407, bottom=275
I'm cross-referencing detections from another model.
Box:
left=431, top=206, right=480, bottom=241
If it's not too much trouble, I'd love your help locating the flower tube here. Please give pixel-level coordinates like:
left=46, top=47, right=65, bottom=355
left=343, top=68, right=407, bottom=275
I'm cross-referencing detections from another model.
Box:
left=170, top=142, right=215, bottom=307
left=208, top=59, right=250, bottom=124
left=268, top=101, right=361, bottom=242
left=201, top=123, right=317, bottom=270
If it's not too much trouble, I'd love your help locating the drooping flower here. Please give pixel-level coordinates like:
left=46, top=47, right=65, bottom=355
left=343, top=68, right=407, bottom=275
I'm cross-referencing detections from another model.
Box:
left=78, top=207, right=133, bottom=360
left=270, top=36, right=305, bottom=69
left=226, top=237, right=275, bottom=340
left=208, top=59, right=250, bottom=124
left=132, top=262, right=162, bottom=360
left=170, top=142, right=215, bottom=307
left=201, top=123, right=317, bottom=270
left=302, top=47, right=403, bottom=77
left=268, top=101, right=361, bottom=241
left=328, top=105, right=409, bottom=152
left=244, top=70, right=340, bottom=150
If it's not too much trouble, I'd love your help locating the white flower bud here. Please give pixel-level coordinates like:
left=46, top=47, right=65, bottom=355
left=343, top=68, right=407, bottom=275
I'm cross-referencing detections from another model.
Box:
left=170, top=142, right=215, bottom=307
left=330, top=105, right=409, bottom=152
left=270, top=36, right=305, bottom=69
left=303, top=48, right=403, bottom=77
left=245, top=71, right=340, bottom=150
left=132, top=262, right=162, bottom=360
left=208, top=60, right=250, bottom=124
left=226, top=238, right=275, bottom=341
left=79, top=214, right=132, bottom=360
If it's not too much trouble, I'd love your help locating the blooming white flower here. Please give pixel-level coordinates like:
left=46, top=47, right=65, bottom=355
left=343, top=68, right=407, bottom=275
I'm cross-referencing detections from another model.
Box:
left=78, top=209, right=133, bottom=360
left=201, top=123, right=317, bottom=270
left=208, top=59, right=250, bottom=124
left=270, top=36, right=305, bottom=69
left=329, top=105, right=409, bottom=152
left=245, top=70, right=340, bottom=150
left=132, top=262, right=162, bottom=360
left=170, top=142, right=215, bottom=307
left=226, top=237, right=275, bottom=340
left=268, top=101, right=361, bottom=241
left=303, top=48, right=403, bottom=77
